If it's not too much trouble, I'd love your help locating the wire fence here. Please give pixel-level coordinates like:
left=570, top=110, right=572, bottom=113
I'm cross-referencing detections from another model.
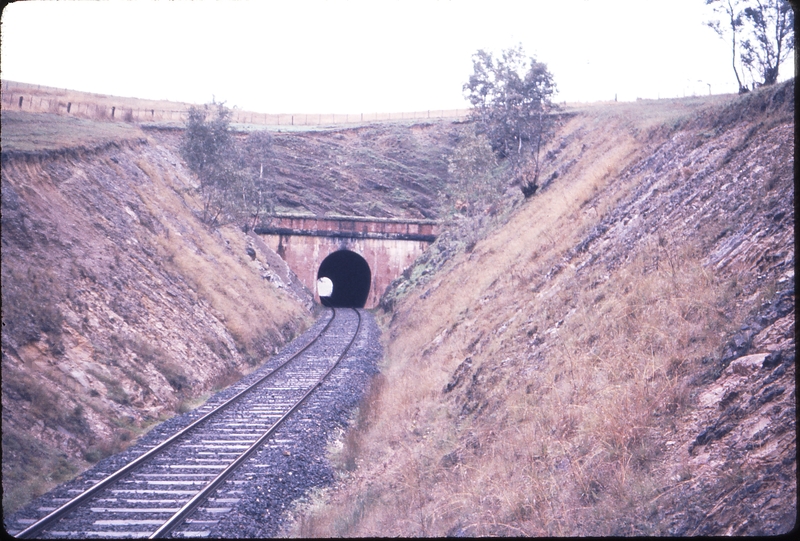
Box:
left=9, top=77, right=781, bottom=126
left=0, top=80, right=470, bottom=126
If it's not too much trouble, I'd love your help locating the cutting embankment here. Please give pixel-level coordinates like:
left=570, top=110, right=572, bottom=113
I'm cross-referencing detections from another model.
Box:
left=1, top=115, right=314, bottom=515
left=291, top=82, right=795, bottom=536
left=1, top=101, right=464, bottom=519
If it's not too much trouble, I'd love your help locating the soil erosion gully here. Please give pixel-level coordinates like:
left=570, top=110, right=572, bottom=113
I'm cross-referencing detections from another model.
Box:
left=14, top=308, right=362, bottom=539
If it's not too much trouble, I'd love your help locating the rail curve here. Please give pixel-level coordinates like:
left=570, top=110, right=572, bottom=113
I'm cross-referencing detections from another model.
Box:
left=13, top=308, right=362, bottom=539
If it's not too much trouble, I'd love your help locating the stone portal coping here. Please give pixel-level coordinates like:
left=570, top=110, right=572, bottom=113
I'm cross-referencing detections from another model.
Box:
left=261, top=213, right=438, bottom=225
left=254, top=214, right=439, bottom=242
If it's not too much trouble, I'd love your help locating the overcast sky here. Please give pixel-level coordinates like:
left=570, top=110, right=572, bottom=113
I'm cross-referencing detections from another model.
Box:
left=1, top=0, right=794, bottom=113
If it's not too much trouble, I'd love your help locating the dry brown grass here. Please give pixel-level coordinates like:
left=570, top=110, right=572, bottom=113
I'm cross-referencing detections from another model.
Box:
left=133, top=155, right=310, bottom=365
left=285, top=96, right=762, bottom=537
left=326, top=250, right=734, bottom=536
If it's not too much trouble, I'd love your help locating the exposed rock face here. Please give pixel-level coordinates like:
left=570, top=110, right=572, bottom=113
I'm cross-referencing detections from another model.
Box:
left=291, top=82, right=794, bottom=537
left=1, top=81, right=794, bottom=536
left=1, top=136, right=312, bottom=513
left=653, top=278, right=795, bottom=535
left=557, top=88, right=796, bottom=534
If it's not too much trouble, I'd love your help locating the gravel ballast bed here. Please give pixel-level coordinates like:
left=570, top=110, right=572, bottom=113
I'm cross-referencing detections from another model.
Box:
left=202, top=309, right=382, bottom=538
left=5, top=309, right=382, bottom=538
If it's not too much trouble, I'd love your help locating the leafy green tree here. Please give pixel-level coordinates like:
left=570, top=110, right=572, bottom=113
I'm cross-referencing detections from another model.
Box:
left=180, top=103, right=239, bottom=225
left=706, top=0, right=794, bottom=90
left=463, top=45, right=557, bottom=197
left=706, top=0, right=750, bottom=92
left=741, top=0, right=794, bottom=85
left=181, top=103, right=279, bottom=229
left=439, top=128, right=507, bottom=252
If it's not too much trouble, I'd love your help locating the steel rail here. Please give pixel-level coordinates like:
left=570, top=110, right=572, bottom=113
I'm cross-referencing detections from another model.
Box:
left=150, top=307, right=362, bottom=538
left=15, top=309, right=339, bottom=539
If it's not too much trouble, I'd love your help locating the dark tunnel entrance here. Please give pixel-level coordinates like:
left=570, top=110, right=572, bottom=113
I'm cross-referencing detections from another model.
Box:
left=317, top=250, right=371, bottom=308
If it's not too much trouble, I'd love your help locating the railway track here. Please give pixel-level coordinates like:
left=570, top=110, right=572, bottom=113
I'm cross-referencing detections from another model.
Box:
left=10, top=308, right=362, bottom=539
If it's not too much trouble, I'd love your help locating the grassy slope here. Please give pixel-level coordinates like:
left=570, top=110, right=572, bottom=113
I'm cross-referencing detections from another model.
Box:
left=144, top=119, right=459, bottom=221
left=0, top=105, right=453, bottom=516
left=1, top=110, right=145, bottom=155
left=1, top=120, right=313, bottom=514
left=290, top=85, right=794, bottom=536
left=253, top=121, right=457, bottom=219
left=3, top=102, right=461, bottom=222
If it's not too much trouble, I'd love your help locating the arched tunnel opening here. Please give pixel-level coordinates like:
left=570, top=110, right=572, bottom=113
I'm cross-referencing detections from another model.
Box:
left=317, top=250, right=371, bottom=308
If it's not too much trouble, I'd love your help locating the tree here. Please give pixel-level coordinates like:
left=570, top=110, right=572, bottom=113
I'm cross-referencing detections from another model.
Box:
left=180, top=104, right=279, bottom=229
left=741, top=0, right=795, bottom=85
left=180, top=103, right=239, bottom=224
left=463, top=45, right=557, bottom=197
left=706, top=0, right=795, bottom=90
left=706, top=0, right=750, bottom=92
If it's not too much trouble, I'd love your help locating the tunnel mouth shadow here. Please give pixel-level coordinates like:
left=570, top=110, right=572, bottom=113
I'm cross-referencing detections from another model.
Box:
left=317, top=250, right=371, bottom=308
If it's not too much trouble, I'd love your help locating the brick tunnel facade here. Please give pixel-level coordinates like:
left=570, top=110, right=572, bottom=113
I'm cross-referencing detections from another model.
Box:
left=255, top=215, right=438, bottom=309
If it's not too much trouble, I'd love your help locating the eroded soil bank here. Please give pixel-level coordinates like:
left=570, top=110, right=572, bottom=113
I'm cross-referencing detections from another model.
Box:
left=1, top=111, right=460, bottom=516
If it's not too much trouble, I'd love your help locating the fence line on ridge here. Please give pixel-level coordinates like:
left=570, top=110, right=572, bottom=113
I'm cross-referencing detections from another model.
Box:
left=0, top=80, right=470, bottom=126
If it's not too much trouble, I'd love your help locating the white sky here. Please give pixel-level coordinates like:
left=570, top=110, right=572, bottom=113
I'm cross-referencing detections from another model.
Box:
left=1, top=0, right=795, bottom=113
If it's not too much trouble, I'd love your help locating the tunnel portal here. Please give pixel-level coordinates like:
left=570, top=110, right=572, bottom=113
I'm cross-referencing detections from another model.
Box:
left=317, top=250, right=371, bottom=308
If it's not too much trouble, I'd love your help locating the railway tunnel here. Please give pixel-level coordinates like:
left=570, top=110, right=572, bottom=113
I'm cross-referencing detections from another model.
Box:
left=255, top=214, right=438, bottom=309
left=317, top=250, right=371, bottom=308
